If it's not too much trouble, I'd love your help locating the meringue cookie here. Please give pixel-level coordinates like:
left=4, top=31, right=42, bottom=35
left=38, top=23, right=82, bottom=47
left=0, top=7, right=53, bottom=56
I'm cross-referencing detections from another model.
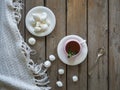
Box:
left=32, top=13, right=40, bottom=21
left=40, top=23, right=48, bottom=30
left=72, top=75, right=78, bottom=82
left=28, top=37, right=36, bottom=45
left=34, top=26, right=42, bottom=33
left=46, top=19, right=51, bottom=26
left=58, top=69, right=64, bottom=75
left=56, top=81, right=63, bottom=87
left=36, top=21, right=41, bottom=27
left=49, top=55, right=56, bottom=61
left=29, top=18, right=36, bottom=26
left=40, top=12, right=47, bottom=21
left=44, top=60, right=51, bottom=68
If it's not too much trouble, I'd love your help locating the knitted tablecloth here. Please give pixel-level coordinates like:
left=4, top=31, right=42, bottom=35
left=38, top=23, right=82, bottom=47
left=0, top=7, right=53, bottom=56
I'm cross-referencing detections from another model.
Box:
left=0, top=0, right=50, bottom=90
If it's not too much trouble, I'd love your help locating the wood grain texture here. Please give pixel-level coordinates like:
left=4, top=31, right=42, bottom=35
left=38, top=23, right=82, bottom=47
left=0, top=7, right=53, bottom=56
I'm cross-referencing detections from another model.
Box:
left=109, top=0, right=120, bottom=90
left=67, top=0, right=87, bottom=90
left=25, top=0, right=45, bottom=63
left=46, top=0, right=66, bottom=90
left=88, top=0, right=108, bottom=90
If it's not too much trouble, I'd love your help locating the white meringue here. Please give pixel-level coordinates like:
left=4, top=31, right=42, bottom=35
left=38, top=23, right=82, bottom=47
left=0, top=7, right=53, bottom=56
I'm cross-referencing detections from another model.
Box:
left=49, top=55, right=56, bottom=61
left=56, top=81, right=63, bottom=87
left=40, top=23, right=48, bottom=30
left=36, top=21, right=41, bottom=27
left=58, top=69, right=64, bottom=75
left=29, top=18, right=36, bottom=26
left=72, top=75, right=78, bottom=82
left=46, top=19, right=51, bottom=26
left=34, top=26, right=42, bottom=33
left=44, top=60, right=51, bottom=68
left=28, top=37, right=36, bottom=45
left=40, top=12, right=47, bottom=21
left=32, top=13, right=40, bottom=21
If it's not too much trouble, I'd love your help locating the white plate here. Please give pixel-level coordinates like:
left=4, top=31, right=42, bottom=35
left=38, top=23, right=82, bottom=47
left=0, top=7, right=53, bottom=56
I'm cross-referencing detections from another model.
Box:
left=57, top=35, right=88, bottom=66
left=25, top=6, right=56, bottom=37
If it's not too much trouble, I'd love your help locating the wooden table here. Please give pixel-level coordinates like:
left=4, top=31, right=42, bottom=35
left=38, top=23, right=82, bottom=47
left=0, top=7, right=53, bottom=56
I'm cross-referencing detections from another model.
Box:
left=19, top=0, right=120, bottom=90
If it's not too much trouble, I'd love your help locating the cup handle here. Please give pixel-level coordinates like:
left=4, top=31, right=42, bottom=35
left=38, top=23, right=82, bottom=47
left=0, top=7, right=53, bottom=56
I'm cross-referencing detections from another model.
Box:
left=80, top=40, right=86, bottom=44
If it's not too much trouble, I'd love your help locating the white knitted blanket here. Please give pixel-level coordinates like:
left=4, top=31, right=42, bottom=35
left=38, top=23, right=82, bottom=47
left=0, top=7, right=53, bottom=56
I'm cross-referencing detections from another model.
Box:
left=0, top=0, right=50, bottom=90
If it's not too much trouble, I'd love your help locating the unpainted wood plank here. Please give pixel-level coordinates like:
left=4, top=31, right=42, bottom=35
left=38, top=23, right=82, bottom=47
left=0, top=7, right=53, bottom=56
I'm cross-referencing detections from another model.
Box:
left=25, top=0, right=45, bottom=63
left=88, top=0, right=108, bottom=90
left=67, top=0, right=87, bottom=90
left=109, top=0, right=120, bottom=90
left=46, top=0, right=66, bottom=90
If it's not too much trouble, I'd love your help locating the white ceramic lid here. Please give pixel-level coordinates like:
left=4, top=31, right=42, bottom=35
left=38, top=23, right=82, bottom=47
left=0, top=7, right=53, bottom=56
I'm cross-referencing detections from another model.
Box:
left=25, top=6, right=56, bottom=37
left=57, top=35, right=88, bottom=66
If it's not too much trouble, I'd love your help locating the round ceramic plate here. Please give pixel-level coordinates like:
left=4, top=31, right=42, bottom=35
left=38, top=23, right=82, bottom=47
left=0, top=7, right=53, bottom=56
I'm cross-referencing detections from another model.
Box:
left=57, top=35, right=88, bottom=66
left=25, top=6, right=56, bottom=37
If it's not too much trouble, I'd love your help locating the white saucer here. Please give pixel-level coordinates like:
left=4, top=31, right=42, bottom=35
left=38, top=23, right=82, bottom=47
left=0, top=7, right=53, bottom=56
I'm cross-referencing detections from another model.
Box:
left=57, top=35, right=88, bottom=66
left=25, top=6, right=56, bottom=37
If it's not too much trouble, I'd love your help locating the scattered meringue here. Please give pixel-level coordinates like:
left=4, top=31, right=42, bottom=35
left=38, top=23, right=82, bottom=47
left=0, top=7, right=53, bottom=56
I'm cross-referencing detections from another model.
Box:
left=34, top=26, right=42, bottom=33
left=72, top=75, right=78, bottom=82
left=49, top=55, right=56, bottom=61
left=58, top=69, right=64, bottom=75
left=56, top=81, right=63, bottom=87
left=28, top=37, right=36, bottom=45
left=44, top=60, right=51, bottom=68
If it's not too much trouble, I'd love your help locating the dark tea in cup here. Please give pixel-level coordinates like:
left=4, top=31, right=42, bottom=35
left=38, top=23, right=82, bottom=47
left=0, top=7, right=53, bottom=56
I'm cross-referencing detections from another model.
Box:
left=64, top=39, right=81, bottom=58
